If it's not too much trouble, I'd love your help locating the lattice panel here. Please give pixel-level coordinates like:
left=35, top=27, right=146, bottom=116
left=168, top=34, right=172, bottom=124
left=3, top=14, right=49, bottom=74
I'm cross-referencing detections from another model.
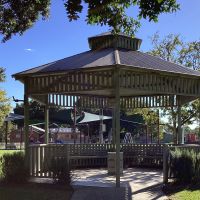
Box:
left=48, top=94, right=177, bottom=108
left=120, top=70, right=200, bottom=97
left=120, top=95, right=177, bottom=109
left=27, top=68, right=200, bottom=98
left=48, top=94, right=110, bottom=108
left=27, top=70, right=113, bottom=95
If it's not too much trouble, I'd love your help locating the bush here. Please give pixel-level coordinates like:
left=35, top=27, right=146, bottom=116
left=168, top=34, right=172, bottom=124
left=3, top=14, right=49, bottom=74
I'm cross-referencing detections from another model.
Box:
left=170, top=148, right=200, bottom=183
left=193, top=151, right=200, bottom=183
left=0, top=151, right=29, bottom=184
left=49, top=157, right=74, bottom=187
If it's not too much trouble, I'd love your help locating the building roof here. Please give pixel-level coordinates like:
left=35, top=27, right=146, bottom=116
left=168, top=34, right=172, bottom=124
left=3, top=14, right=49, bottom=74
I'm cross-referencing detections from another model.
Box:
left=13, top=48, right=200, bottom=78
left=4, top=113, right=24, bottom=122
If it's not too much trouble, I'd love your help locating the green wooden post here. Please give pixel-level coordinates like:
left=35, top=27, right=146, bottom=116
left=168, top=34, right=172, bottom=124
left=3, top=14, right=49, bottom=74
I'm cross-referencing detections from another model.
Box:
left=45, top=96, right=49, bottom=144
left=115, top=67, right=120, bottom=188
left=177, top=96, right=182, bottom=144
left=163, top=144, right=169, bottom=184
left=24, top=81, right=29, bottom=167
left=112, top=107, right=116, bottom=145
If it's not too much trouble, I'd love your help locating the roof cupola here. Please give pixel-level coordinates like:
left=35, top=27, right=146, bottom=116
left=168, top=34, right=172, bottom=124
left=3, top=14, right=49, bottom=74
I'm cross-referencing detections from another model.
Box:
left=88, top=32, right=142, bottom=51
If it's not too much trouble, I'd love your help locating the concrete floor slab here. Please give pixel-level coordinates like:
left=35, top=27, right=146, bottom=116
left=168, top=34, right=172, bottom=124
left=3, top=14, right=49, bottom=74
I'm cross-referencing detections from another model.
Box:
left=71, top=168, right=168, bottom=200
left=30, top=168, right=168, bottom=200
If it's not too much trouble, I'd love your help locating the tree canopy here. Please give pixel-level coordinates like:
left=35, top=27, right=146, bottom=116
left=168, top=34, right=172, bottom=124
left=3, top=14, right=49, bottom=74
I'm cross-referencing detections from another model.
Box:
left=0, top=0, right=179, bottom=42
left=149, top=33, right=200, bottom=143
left=14, top=100, right=73, bottom=126
left=0, top=68, right=10, bottom=126
left=0, top=68, right=11, bottom=141
left=149, top=33, right=200, bottom=70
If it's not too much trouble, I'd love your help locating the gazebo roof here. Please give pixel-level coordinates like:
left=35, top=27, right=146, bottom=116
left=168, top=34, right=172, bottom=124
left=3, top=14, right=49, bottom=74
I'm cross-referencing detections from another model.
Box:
left=13, top=48, right=200, bottom=78
left=13, top=32, right=200, bottom=79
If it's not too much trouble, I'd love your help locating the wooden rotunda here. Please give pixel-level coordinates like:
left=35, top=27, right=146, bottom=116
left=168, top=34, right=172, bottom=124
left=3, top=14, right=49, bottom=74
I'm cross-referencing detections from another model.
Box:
left=13, top=32, right=200, bottom=187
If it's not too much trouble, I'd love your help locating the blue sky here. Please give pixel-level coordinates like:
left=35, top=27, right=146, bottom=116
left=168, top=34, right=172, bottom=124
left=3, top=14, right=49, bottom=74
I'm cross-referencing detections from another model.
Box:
left=0, top=0, right=200, bottom=108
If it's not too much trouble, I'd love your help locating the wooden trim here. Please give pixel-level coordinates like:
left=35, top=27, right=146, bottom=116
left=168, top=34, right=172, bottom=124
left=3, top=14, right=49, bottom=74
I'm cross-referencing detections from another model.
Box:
left=45, top=95, right=49, bottom=144
left=27, top=70, right=114, bottom=95
left=120, top=70, right=200, bottom=97
left=24, top=79, right=29, bottom=168
left=44, top=94, right=179, bottom=109
left=24, top=67, right=200, bottom=98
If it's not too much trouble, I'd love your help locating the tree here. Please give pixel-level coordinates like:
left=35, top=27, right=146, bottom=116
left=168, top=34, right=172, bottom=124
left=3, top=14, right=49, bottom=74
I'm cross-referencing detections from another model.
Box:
left=128, top=108, right=164, bottom=142
left=149, top=33, right=200, bottom=143
left=0, top=68, right=10, bottom=126
left=0, top=0, right=179, bottom=42
left=0, top=68, right=5, bottom=81
left=149, top=33, right=200, bottom=70
left=0, top=69, right=11, bottom=141
left=13, top=100, right=73, bottom=126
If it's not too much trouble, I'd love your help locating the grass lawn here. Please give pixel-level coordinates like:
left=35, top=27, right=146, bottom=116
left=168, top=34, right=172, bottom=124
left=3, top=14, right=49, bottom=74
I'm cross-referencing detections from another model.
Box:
left=169, top=189, right=200, bottom=200
left=0, top=183, right=73, bottom=200
left=164, top=183, right=200, bottom=200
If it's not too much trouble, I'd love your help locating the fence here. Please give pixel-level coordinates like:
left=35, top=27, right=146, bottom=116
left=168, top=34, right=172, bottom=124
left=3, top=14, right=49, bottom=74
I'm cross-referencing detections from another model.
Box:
left=163, top=144, right=200, bottom=184
left=29, top=143, right=165, bottom=178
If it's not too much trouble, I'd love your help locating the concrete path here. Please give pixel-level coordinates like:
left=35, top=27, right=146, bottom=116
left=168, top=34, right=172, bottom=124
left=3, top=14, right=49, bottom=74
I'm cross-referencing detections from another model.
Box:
left=71, top=168, right=168, bottom=200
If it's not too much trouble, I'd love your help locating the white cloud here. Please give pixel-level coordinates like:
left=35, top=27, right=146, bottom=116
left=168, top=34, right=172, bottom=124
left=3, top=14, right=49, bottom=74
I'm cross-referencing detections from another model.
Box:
left=24, top=48, right=35, bottom=52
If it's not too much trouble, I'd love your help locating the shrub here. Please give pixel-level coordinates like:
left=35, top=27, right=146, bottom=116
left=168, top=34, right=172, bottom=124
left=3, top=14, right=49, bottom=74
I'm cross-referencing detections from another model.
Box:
left=49, top=157, right=74, bottom=187
left=193, top=151, right=200, bottom=183
left=0, top=151, right=29, bottom=184
left=170, top=148, right=200, bottom=183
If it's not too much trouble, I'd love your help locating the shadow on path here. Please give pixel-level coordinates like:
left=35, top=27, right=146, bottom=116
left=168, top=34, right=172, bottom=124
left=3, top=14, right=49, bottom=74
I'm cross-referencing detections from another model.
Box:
left=71, top=168, right=167, bottom=200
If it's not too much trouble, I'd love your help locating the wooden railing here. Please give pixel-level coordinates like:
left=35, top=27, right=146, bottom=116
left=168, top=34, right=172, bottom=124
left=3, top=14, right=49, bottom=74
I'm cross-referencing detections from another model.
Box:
left=29, top=143, right=166, bottom=178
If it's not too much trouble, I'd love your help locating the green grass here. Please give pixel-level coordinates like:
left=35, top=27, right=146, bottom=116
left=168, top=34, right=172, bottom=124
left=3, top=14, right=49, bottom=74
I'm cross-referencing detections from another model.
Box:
left=169, top=189, right=200, bottom=200
left=0, top=183, right=73, bottom=200
left=164, top=183, right=200, bottom=200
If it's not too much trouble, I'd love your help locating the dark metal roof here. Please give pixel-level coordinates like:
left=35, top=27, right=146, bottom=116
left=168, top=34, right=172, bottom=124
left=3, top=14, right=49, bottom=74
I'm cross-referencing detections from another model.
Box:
left=13, top=48, right=200, bottom=78
left=118, top=49, right=200, bottom=76
left=13, top=49, right=116, bottom=77
left=90, top=31, right=130, bottom=38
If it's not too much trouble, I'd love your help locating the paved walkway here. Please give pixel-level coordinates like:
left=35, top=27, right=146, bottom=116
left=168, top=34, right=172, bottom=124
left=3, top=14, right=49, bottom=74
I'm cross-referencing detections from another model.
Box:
left=71, top=168, right=168, bottom=200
